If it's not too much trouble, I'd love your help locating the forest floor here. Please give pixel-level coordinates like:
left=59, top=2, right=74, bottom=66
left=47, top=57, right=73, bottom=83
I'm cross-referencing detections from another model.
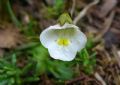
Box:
left=0, top=0, right=120, bottom=85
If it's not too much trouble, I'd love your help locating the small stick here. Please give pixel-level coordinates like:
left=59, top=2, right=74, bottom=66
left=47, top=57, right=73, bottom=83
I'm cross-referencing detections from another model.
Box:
left=94, top=72, right=107, bottom=85
left=70, top=0, right=76, bottom=17
left=73, top=0, right=99, bottom=25
left=112, top=45, right=120, bottom=68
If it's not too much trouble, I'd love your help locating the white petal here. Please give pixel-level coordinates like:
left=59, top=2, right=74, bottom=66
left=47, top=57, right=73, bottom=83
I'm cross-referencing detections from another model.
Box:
left=40, top=23, right=79, bottom=48
left=40, top=24, right=60, bottom=48
left=61, top=23, right=79, bottom=30
left=60, top=23, right=87, bottom=51
left=48, top=42, right=78, bottom=61
left=58, top=23, right=87, bottom=51
left=70, top=29, right=87, bottom=51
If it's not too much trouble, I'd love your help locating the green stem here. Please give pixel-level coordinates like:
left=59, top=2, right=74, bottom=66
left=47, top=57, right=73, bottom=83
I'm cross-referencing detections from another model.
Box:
left=6, top=0, right=21, bottom=27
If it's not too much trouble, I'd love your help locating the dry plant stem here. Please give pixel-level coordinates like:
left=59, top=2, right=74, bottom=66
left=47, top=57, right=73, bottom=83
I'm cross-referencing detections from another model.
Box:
left=65, top=76, right=85, bottom=84
left=73, top=0, right=99, bottom=25
left=70, top=0, right=76, bottom=17
left=94, top=72, right=106, bottom=85
left=111, top=45, right=120, bottom=68
left=94, top=11, right=115, bottom=42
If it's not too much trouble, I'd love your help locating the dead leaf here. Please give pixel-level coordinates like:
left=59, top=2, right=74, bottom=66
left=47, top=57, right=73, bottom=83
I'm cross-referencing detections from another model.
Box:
left=0, top=24, right=24, bottom=48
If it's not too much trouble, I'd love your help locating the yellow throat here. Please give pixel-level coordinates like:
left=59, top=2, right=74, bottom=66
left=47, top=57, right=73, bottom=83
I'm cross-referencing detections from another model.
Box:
left=57, top=38, right=70, bottom=46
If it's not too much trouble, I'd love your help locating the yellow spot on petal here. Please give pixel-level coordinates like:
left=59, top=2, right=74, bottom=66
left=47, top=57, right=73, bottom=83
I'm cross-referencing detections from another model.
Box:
left=57, top=38, right=70, bottom=46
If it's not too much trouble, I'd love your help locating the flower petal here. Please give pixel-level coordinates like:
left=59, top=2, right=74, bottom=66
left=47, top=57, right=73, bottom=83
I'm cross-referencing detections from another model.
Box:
left=56, top=23, right=87, bottom=52
left=48, top=48, right=77, bottom=61
left=60, top=23, right=87, bottom=51
left=40, top=23, right=79, bottom=48
left=70, top=29, right=87, bottom=51
left=48, top=43, right=78, bottom=61
left=40, top=25, right=60, bottom=48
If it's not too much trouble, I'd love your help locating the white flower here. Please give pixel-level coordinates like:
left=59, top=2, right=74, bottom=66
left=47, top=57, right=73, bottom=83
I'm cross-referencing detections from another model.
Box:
left=40, top=23, right=87, bottom=61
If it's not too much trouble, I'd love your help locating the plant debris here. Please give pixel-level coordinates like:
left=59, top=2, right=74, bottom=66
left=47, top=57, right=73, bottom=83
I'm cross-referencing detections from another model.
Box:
left=0, top=24, right=23, bottom=48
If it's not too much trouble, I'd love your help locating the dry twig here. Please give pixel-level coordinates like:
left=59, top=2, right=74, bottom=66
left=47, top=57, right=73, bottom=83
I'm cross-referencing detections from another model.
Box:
left=111, top=45, right=120, bottom=68
left=70, top=0, right=76, bottom=17
left=94, top=72, right=106, bottom=85
left=73, top=0, right=99, bottom=25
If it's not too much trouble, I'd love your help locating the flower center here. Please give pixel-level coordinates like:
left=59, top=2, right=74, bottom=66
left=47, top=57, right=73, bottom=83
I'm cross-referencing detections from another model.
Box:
left=57, top=38, right=70, bottom=46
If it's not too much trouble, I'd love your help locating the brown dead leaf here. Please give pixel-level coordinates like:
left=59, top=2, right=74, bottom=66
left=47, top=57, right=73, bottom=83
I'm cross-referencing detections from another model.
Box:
left=0, top=24, right=24, bottom=48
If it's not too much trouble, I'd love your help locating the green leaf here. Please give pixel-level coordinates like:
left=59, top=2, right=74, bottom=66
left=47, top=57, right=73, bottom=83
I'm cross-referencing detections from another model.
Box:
left=0, top=79, right=8, bottom=85
left=78, top=48, right=96, bottom=74
left=29, top=45, right=49, bottom=75
left=11, top=54, right=17, bottom=66
left=54, top=0, right=64, bottom=11
left=6, top=0, right=21, bottom=27
left=48, top=61, right=73, bottom=80
left=86, top=34, right=94, bottom=49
